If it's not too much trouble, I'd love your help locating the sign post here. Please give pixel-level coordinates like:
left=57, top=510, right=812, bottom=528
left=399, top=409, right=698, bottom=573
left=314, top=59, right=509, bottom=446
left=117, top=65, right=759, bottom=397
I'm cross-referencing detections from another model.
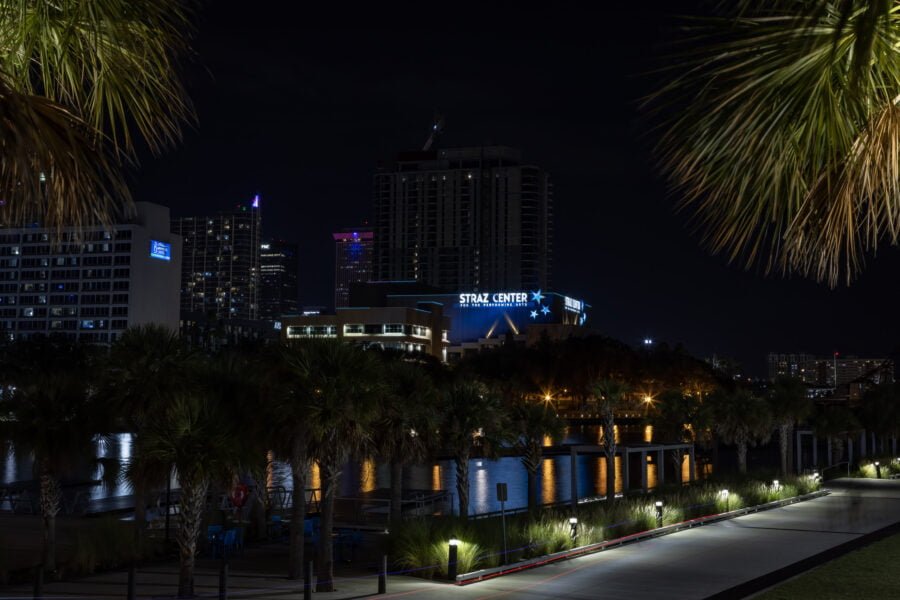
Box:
left=496, top=482, right=509, bottom=565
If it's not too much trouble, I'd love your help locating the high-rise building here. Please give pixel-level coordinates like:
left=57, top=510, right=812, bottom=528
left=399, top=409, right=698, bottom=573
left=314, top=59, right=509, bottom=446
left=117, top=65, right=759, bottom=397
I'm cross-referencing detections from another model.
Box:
left=0, top=202, right=181, bottom=343
left=333, top=227, right=373, bottom=308
left=767, top=353, right=816, bottom=382
left=373, top=146, right=552, bottom=292
left=171, top=196, right=262, bottom=321
left=259, top=238, right=299, bottom=320
left=767, top=352, right=894, bottom=386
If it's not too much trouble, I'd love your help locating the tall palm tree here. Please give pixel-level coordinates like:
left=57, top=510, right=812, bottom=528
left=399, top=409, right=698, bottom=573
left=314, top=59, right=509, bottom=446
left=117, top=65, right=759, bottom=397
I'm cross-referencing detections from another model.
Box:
left=103, top=325, right=196, bottom=547
left=713, top=389, right=773, bottom=474
left=281, top=340, right=380, bottom=593
left=649, top=389, right=709, bottom=484
left=858, top=382, right=900, bottom=453
left=0, top=1, right=196, bottom=229
left=263, top=343, right=316, bottom=581
left=767, top=377, right=813, bottom=475
left=372, top=357, right=437, bottom=523
left=437, top=380, right=509, bottom=519
left=129, top=389, right=242, bottom=599
left=813, top=405, right=861, bottom=465
left=0, top=338, right=117, bottom=573
left=647, top=1, right=900, bottom=286
left=591, top=379, right=630, bottom=501
left=511, top=400, right=565, bottom=512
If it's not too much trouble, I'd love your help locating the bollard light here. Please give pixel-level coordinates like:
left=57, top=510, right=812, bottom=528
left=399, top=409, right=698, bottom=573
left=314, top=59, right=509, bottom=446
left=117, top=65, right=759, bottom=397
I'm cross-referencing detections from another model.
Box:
left=772, top=479, right=781, bottom=491
left=568, top=517, right=578, bottom=544
left=875, top=461, right=883, bottom=479
left=447, top=538, right=460, bottom=582
left=720, top=489, right=730, bottom=512
left=655, top=500, right=664, bottom=527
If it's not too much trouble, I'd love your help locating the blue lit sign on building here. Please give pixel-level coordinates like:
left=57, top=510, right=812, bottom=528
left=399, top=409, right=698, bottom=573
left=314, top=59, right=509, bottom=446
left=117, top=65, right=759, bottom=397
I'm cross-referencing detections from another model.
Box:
left=149, top=240, right=171, bottom=261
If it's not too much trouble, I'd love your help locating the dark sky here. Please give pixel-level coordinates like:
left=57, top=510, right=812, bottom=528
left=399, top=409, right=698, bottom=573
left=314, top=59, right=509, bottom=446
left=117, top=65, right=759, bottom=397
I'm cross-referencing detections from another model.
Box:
left=132, top=1, right=900, bottom=376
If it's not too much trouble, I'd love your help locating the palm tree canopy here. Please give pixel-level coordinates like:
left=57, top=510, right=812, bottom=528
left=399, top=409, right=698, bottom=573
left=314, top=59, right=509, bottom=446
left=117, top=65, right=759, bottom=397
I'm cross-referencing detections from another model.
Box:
left=511, top=400, right=565, bottom=449
left=373, top=358, right=438, bottom=464
left=0, top=338, right=117, bottom=484
left=591, top=378, right=631, bottom=411
left=0, top=0, right=196, bottom=230
left=767, top=376, right=813, bottom=425
left=437, top=380, right=510, bottom=458
left=712, top=388, right=774, bottom=447
left=647, top=1, right=900, bottom=286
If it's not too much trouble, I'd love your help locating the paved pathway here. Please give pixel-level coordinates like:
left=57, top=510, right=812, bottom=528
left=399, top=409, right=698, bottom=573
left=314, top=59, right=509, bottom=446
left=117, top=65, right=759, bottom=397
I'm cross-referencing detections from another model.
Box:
left=2, top=478, right=899, bottom=599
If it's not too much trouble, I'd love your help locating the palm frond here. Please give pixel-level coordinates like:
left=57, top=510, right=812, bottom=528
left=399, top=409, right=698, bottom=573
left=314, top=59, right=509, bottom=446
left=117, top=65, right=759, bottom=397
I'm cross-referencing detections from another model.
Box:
left=0, top=0, right=196, bottom=154
left=647, top=1, right=900, bottom=286
left=0, top=74, right=130, bottom=231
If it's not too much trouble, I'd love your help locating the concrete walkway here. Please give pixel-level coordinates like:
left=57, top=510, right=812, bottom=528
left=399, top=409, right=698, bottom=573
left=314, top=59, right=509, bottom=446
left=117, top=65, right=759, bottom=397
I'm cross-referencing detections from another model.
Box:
left=1, top=478, right=899, bottom=599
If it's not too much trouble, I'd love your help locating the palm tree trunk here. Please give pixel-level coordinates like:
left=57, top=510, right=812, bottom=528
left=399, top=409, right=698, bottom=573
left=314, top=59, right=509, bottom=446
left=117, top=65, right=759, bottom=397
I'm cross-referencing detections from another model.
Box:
left=671, top=450, right=682, bottom=485
left=602, top=409, right=616, bottom=501
left=520, top=442, right=541, bottom=513
left=38, top=466, right=60, bottom=572
left=316, top=463, right=337, bottom=592
left=832, top=437, right=845, bottom=464
left=176, top=477, right=209, bottom=599
left=737, top=439, right=748, bottom=474
left=288, top=439, right=307, bottom=580
left=133, top=478, right=147, bottom=556
left=389, top=460, right=403, bottom=523
left=779, top=423, right=790, bottom=476
left=455, top=451, right=470, bottom=519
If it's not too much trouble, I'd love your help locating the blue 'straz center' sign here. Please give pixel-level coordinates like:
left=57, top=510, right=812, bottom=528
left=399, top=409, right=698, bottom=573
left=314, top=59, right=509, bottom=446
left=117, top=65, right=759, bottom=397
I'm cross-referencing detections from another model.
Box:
left=149, top=240, right=171, bottom=261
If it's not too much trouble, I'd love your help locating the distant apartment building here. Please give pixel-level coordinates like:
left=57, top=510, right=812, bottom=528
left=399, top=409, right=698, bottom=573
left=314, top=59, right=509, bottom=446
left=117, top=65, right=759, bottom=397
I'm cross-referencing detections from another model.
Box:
left=0, top=202, right=181, bottom=343
left=171, top=197, right=262, bottom=321
left=373, top=146, right=552, bottom=292
left=333, top=227, right=373, bottom=308
left=259, top=239, right=299, bottom=320
left=767, top=352, right=894, bottom=386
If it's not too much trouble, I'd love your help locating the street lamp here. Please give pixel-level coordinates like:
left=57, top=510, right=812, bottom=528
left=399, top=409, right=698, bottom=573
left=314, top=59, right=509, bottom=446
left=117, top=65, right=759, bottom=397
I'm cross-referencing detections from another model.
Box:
left=448, top=538, right=460, bottom=581
left=655, top=500, right=664, bottom=527
left=568, top=517, right=578, bottom=544
left=720, top=489, right=730, bottom=512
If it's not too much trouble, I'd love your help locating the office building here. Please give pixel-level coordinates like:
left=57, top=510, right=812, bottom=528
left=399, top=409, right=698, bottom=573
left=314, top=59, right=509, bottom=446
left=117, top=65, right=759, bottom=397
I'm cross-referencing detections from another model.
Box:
left=282, top=305, right=450, bottom=361
left=333, top=227, right=373, bottom=308
left=767, top=352, right=894, bottom=386
left=0, top=202, right=181, bottom=343
left=171, top=196, right=262, bottom=321
left=373, top=146, right=552, bottom=292
left=259, top=238, right=299, bottom=320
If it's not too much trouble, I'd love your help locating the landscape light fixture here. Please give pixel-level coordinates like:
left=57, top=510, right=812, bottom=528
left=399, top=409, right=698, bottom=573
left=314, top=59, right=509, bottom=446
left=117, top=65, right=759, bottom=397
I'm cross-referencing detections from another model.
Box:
left=720, top=489, right=730, bottom=512
left=569, top=517, right=578, bottom=543
left=448, top=538, right=460, bottom=581
left=875, top=461, right=882, bottom=479
left=772, top=479, right=780, bottom=491
left=655, top=500, right=664, bottom=527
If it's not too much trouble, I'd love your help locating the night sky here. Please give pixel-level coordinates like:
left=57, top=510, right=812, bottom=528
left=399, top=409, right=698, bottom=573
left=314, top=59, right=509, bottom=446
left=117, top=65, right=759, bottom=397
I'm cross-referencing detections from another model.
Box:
left=132, top=1, right=900, bottom=375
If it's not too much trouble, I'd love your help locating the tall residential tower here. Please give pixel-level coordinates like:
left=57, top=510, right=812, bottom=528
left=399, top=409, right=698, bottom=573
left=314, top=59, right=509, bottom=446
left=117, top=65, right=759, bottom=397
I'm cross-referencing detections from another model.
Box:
left=333, top=227, right=373, bottom=307
left=259, top=238, right=299, bottom=320
left=171, top=197, right=262, bottom=321
left=373, top=146, right=552, bottom=292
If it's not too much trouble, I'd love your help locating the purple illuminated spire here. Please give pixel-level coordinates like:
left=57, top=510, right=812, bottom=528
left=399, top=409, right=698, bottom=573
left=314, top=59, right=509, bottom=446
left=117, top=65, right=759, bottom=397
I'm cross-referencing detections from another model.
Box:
left=252, top=194, right=260, bottom=208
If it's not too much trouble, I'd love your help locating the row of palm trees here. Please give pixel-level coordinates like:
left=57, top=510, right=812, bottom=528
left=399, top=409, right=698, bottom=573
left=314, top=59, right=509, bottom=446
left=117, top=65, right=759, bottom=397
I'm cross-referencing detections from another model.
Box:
left=2, top=328, right=892, bottom=597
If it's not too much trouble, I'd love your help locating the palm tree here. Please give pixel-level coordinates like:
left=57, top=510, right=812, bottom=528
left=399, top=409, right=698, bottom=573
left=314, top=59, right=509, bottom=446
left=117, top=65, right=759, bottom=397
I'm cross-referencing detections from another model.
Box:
left=0, top=338, right=116, bottom=573
left=591, top=379, right=630, bottom=501
left=129, top=389, right=242, bottom=598
left=712, top=389, right=773, bottom=474
left=103, top=325, right=195, bottom=547
left=649, top=389, right=708, bottom=484
left=813, top=405, right=861, bottom=466
left=647, top=2, right=900, bottom=286
left=437, top=380, right=509, bottom=519
left=372, top=357, right=437, bottom=523
left=281, top=340, right=380, bottom=593
left=767, top=377, right=813, bottom=475
left=511, top=400, right=565, bottom=512
left=0, top=1, right=196, bottom=229
left=858, top=383, right=900, bottom=454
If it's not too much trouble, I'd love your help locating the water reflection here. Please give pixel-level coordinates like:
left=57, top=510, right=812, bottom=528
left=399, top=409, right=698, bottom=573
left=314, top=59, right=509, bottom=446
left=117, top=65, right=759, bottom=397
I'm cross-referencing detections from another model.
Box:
left=541, top=457, right=555, bottom=504
left=431, top=464, right=442, bottom=491
left=644, top=425, right=654, bottom=443
left=360, top=459, right=376, bottom=493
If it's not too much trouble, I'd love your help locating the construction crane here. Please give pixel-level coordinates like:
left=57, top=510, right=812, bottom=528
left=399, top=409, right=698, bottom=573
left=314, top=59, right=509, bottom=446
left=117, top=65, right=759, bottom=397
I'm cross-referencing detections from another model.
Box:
left=422, top=113, right=445, bottom=151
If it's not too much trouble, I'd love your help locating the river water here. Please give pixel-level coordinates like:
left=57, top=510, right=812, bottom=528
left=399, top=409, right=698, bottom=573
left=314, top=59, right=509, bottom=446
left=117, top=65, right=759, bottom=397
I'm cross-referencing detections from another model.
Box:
left=2, top=424, right=706, bottom=515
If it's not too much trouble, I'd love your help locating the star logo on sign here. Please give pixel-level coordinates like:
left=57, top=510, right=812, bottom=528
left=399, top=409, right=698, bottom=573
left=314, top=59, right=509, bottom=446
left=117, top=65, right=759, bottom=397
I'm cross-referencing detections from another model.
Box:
left=531, top=290, right=544, bottom=303
left=530, top=310, right=538, bottom=319
left=541, top=305, right=551, bottom=316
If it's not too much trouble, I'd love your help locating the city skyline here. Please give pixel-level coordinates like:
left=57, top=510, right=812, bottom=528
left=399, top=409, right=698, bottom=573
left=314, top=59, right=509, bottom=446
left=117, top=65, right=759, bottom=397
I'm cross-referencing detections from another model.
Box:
left=134, top=1, right=900, bottom=375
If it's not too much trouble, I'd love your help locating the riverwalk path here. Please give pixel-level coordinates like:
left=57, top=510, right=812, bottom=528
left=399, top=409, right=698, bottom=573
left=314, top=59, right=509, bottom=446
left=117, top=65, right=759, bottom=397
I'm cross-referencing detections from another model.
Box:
left=2, top=478, right=898, bottom=599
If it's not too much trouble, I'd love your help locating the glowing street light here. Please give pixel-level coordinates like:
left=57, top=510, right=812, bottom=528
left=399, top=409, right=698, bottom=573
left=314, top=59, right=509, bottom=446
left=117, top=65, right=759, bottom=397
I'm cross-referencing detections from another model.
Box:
left=568, top=517, right=578, bottom=544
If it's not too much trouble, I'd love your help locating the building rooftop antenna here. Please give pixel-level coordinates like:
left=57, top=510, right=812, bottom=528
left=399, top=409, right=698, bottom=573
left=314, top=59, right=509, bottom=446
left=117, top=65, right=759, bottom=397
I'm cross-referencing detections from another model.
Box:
left=422, top=113, right=445, bottom=151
